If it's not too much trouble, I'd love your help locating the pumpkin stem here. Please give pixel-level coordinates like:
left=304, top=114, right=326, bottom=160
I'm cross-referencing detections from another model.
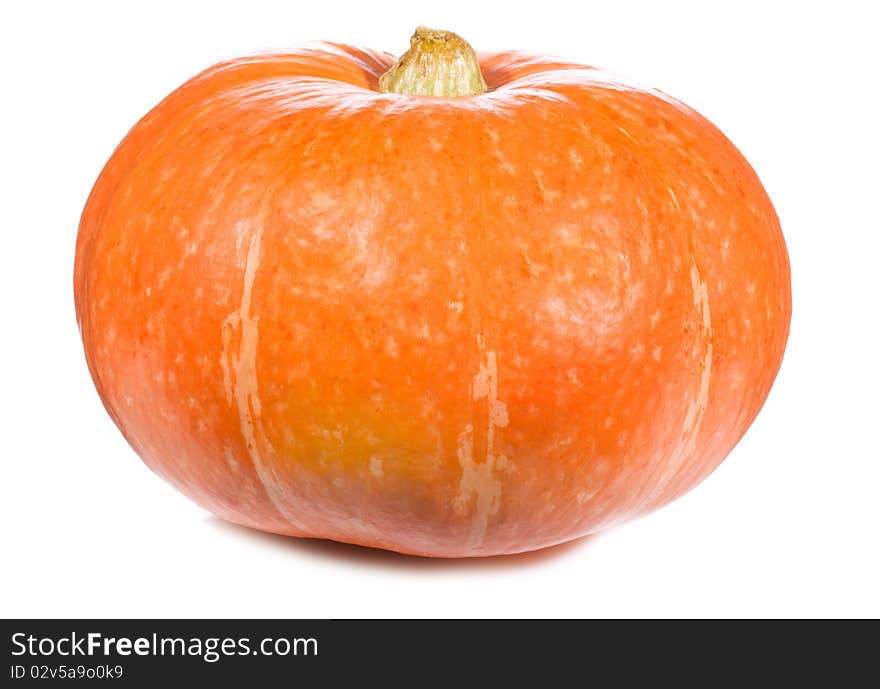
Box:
left=379, top=26, right=487, bottom=97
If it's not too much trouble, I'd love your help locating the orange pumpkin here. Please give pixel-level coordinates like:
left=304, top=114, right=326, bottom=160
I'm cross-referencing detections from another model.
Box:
left=74, top=28, right=791, bottom=557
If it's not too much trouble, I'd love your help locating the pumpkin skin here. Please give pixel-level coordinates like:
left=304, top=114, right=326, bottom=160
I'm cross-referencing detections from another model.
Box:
left=74, top=40, right=791, bottom=557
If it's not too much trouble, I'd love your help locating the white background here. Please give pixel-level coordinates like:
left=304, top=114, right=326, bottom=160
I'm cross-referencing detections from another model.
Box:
left=2, top=0, right=878, bottom=618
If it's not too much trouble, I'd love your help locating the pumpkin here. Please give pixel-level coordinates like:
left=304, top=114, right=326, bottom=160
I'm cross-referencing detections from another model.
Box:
left=74, top=27, right=791, bottom=557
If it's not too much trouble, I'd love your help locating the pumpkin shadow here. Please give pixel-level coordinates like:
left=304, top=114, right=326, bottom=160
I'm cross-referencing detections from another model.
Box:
left=206, top=517, right=598, bottom=571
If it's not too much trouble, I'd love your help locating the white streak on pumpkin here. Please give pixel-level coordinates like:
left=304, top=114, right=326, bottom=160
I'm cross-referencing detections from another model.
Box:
left=221, top=227, right=305, bottom=529
left=653, top=258, right=713, bottom=496
left=454, top=337, right=508, bottom=550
